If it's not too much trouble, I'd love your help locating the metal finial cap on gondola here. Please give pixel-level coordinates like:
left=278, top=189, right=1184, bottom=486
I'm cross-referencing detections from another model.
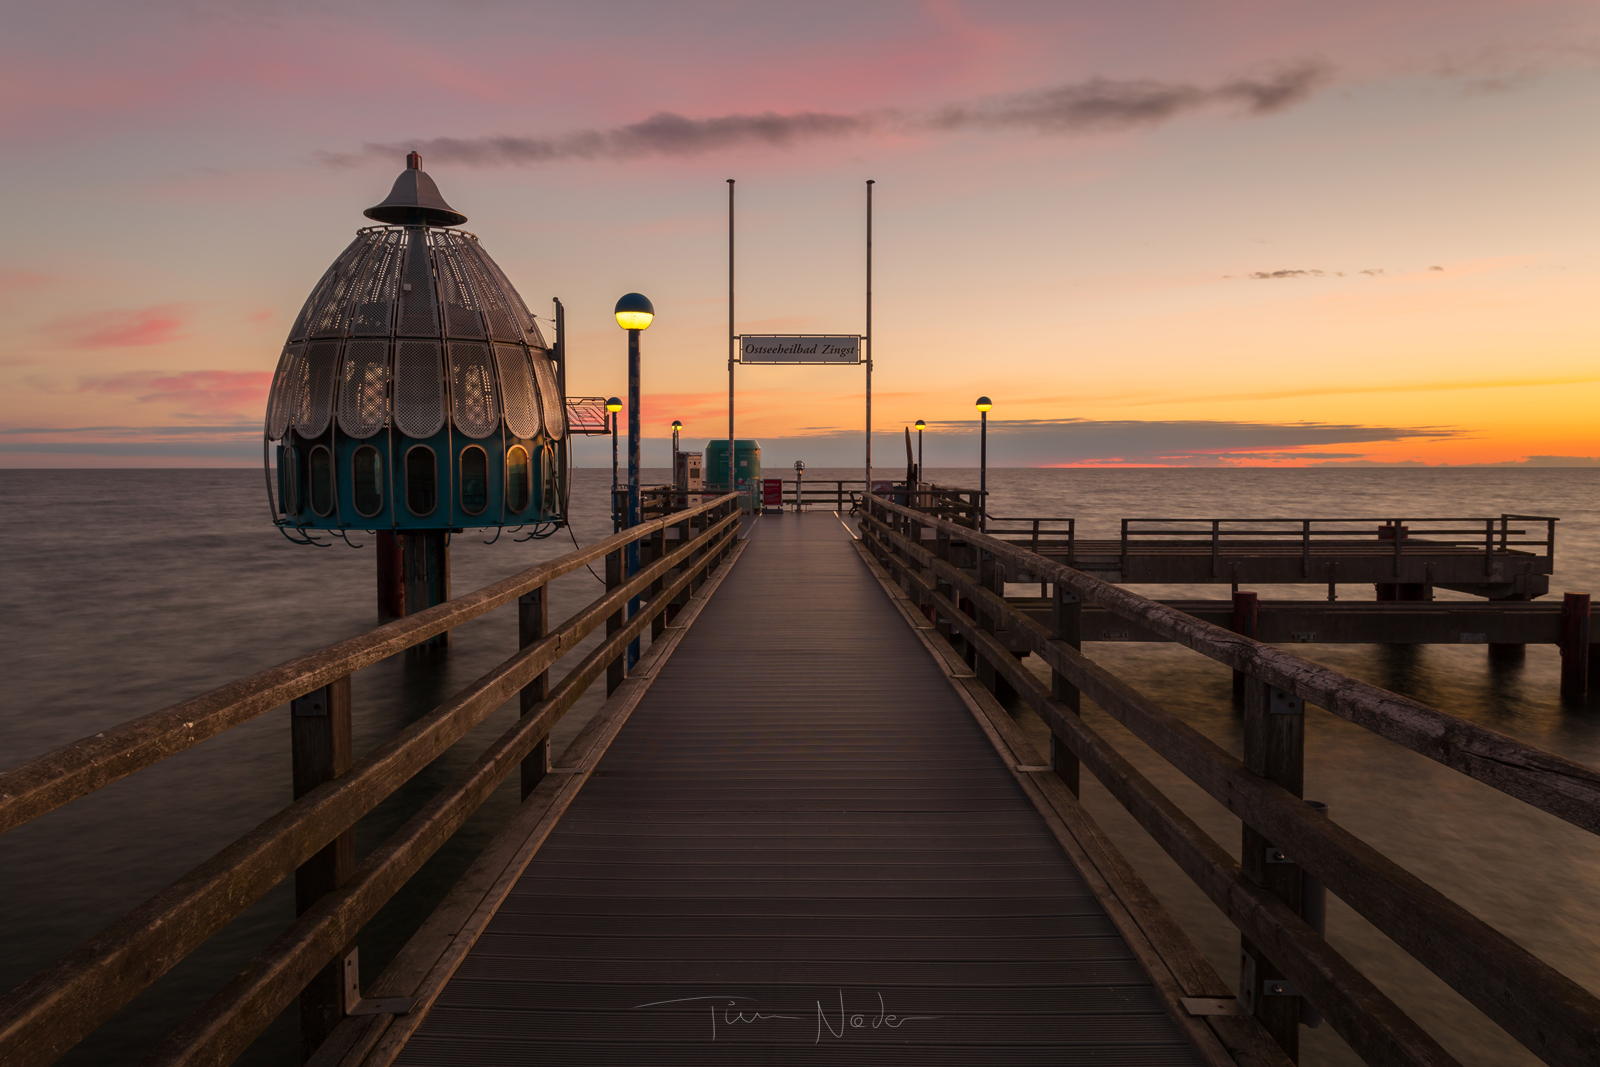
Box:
left=364, top=151, right=468, bottom=227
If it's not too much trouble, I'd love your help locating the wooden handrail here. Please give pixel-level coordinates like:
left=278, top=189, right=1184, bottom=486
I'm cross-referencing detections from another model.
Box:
left=0, top=494, right=737, bottom=836
left=143, top=523, right=738, bottom=1067
left=860, top=519, right=1454, bottom=1067
left=0, top=496, right=739, bottom=1067
left=866, top=494, right=1600, bottom=837
left=861, top=497, right=1600, bottom=1067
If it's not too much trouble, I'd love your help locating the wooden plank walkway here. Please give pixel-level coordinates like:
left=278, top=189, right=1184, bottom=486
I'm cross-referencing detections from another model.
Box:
left=392, top=511, right=1204, bottom=1065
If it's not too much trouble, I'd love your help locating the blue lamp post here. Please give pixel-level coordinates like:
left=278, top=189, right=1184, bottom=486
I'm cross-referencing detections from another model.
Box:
left=615, top=293, right=654, bottom=668
left=605, top=396, right=622, bottom=532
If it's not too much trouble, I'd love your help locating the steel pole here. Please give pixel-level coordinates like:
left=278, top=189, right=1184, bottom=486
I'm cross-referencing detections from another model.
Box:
left=627, top=329, right=642, bottom=668
left=979, top=410, right=987, bottom=533
left=727, top=178, right=736, bottom=507
left=918, top=428, right=923, bottom=482
left=865, top=179, right=874, bottom=497
left=610, top=412, right=619, bottom=533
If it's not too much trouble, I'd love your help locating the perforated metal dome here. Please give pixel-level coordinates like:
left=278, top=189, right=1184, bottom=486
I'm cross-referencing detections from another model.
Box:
left=265, top=155, right=567, bottom=536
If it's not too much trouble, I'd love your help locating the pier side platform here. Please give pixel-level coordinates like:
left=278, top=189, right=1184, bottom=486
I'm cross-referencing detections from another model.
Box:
left=388, top=510, right=1211, bottom=1065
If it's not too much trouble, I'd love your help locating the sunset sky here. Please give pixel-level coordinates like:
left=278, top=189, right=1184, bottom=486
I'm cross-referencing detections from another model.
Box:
left=1, top=0, right=1596, bottom=467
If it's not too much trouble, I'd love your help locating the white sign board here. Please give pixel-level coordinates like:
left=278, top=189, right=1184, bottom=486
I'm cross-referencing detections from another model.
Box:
left=739, top=335, right=861, bottom=365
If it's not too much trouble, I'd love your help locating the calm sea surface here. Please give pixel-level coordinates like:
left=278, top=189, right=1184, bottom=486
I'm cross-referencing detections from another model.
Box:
left=2, top=466, right=1597, bottom=1065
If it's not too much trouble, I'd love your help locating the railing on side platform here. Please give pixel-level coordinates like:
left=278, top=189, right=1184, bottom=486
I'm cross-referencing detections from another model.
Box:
left=1112, top=515, right=1558, bottom=580
left=859, top=492, right=1600, bottom=1067
left=0, top=493, right=741, bottom=1067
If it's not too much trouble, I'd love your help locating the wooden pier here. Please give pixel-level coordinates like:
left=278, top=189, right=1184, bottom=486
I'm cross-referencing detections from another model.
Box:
left=2, top=492, right=1598, bottom=1067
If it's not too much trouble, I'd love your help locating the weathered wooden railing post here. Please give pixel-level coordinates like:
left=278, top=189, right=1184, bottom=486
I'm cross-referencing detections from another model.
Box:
left=1240, top=674, right=1306, bottom=1061
left=649, top=524, right=668, bottom=641
left=1560, top=592, right=1590, bottom=701
left=1050, top=583, right=1082, bottom=796
left=933, top=527, right=955, bottom=646
left=605, top=549, right=624, bottom=695
left=519, top=586, right=550, bottom=798
left=667, top=511, right=694, bottom=622
left=290, top=677, right=354, bottom=1061
left=1231, top=590, right=1259, bottom=705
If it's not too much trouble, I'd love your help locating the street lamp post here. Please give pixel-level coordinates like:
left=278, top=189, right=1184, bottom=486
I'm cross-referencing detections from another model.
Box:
left=605, top=397, right=622, bottom=532
left=793, top=460, right=805, bottom=513
left=615, top=294, right=654, bottom=670
left=914, top=419, right=925, bottom=483
left=671, top=419, right=682, bottom=489
left=975, top=397, right=991, bottom=532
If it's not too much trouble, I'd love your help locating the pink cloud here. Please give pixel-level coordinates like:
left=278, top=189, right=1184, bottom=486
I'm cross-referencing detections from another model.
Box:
left=77, top=370, right=271, bottom=419
left=50, top=305, right=190, bottom=348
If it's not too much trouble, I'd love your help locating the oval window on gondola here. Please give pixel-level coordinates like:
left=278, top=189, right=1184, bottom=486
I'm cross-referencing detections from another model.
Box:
left=352, top=445, right=383, bottom=518
left=406, top=445, right=437, bottom=516
left=507, top=445, right=530, bottom=513
left=281, top=445, right=301, bottom=516
left=460, top=445, right=488, bottom=515
left=309, top=446, right=334, bottom=516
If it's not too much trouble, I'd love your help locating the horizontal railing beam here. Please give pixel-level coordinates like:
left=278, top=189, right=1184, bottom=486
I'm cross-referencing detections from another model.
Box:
left=867, top=495, right=1600, bottom=838
left=865, top=505, right=1600, bottom=1067
left=0, top=494, right=737, bottom=837
left=862, top=523, right=1456, bottom=1067
left=141, top=522, right=738, bottom=1067
left=0, top=507, right=739, bottom=1067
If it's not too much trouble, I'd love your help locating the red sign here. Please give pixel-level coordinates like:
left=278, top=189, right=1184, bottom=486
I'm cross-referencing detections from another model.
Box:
left=762, top=478, right=784, bottom=506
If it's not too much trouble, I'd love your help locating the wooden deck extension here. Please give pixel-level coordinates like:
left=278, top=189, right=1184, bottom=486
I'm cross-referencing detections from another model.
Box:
left=391, top=511, right=1206, bottom=1065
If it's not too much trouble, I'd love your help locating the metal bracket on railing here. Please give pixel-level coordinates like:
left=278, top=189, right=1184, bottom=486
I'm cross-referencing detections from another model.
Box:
left=343, top=949, right=416, bottom=1017
left=1269, top=689, right=1303, bottom=715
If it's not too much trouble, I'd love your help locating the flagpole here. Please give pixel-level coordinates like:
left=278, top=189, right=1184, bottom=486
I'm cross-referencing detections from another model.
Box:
left=727, top=178, right=736, bottom=509
left=865, top=179, right=874, bottom=497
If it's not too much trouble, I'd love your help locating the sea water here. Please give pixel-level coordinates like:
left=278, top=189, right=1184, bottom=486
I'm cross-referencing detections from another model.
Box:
left=1, top=466, right=1596, bottom=1066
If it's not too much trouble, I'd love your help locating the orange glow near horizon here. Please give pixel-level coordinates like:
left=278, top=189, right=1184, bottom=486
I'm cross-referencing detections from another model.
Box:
left=0, top=2, right=1595, bottom=467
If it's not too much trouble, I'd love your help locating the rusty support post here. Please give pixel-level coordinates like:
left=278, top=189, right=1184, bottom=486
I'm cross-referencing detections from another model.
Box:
left=290, top=677, right=354, bottom=1061
left=1560, top=592, right=1590, bottom=701
left=1050, top=583, right=1082, bottom=796
left=518, top=587, right=550, bottom=799
left=1241, top=676, right=1305, bottom=1061
left=1231, top=590, right=1258, bottom=705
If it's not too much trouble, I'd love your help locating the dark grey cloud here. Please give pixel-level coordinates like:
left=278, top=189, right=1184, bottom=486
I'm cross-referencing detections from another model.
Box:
left=335, top=111, right=876, bottom=168
left=1247, top=269, right=1325, bottom=279
left=320, top=62, right=1331, bottom=168
left=928, top=63, right=1326, bottom=134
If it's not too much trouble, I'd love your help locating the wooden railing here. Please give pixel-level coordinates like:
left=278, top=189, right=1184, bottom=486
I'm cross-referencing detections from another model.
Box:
left=1117, top=515, right=1556, bottom=579
left=859, top=492, right=1600, bottom=1067
left=0, top=493, right=741, bottom=1067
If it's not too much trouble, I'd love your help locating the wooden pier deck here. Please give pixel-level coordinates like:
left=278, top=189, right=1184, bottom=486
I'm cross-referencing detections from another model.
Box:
left=9, top=491, right=1596, bottom=1067
left=390, top=511, right=1205, bottom=1065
